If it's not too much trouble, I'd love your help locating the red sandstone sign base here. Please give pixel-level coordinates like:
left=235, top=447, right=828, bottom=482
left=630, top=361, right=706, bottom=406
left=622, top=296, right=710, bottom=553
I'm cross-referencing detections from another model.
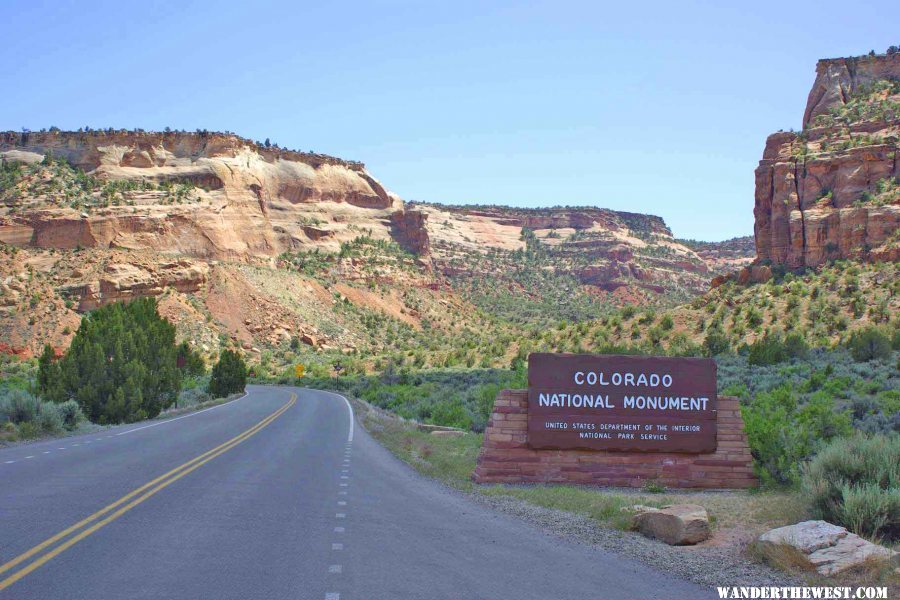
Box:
left=474, top=389, right=757, bottom=489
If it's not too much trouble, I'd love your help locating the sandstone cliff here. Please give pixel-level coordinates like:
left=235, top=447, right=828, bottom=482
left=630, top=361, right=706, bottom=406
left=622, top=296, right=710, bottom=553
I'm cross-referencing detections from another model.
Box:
left=754, top=52, right=899, bottom=269
left=0, top=130, right=413, bottom=262
left=414, top=203, right=715, bottom=299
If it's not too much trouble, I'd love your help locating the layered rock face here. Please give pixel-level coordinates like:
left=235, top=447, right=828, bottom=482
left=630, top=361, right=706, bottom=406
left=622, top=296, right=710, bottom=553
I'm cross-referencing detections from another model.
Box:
left=0, top=130, right=417, bottom=261
left=416, top=203, right=715, bottom=296
left=754, top=53, right=899, bottom=269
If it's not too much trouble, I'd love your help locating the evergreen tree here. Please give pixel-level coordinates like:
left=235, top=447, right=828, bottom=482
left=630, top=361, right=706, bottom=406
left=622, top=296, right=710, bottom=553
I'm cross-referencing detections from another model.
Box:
left=38, top=298, right=181, bottom=423
left=176, top=341, right=206, bottom=377
left=36, top=344, right=62, bottom=399
left=208, top=349, right=248, bottom=399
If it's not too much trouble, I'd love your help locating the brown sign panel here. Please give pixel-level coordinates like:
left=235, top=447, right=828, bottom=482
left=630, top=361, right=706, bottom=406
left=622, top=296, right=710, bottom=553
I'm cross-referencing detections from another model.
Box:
left=527, top=353, right=717, bottom=453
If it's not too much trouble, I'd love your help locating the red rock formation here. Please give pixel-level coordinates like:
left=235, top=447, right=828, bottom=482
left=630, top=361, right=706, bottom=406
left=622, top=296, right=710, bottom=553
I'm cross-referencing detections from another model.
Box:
left=803, top=54, right=900, bottom=128
left=754, top=53, right=899, bottom=269
left=390, top=209, right=430, bottom=255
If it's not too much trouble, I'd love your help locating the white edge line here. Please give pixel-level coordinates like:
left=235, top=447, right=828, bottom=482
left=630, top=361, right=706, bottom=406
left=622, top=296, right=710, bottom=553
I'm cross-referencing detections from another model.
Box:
left=309, top=389, right=354, bottom=443
left=115, top=391, right=250, bottom=436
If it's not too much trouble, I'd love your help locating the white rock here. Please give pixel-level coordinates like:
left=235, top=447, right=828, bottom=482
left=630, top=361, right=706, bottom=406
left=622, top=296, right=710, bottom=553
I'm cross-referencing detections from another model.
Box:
left=757, top=520, right=897, bottom=576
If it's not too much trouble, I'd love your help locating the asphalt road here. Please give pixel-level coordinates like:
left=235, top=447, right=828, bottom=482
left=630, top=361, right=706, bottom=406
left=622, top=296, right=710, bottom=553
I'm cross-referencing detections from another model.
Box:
left=0, top=385, right=715, bottom=599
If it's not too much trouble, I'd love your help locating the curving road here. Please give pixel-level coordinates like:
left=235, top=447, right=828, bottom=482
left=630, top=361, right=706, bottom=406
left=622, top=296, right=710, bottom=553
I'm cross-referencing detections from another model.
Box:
left=0, top=386, right=714, bottom=599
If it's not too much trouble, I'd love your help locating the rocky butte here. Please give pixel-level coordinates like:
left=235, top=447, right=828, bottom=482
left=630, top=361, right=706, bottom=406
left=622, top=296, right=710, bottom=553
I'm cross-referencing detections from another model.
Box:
left=753, top=52, right=899, bottom=271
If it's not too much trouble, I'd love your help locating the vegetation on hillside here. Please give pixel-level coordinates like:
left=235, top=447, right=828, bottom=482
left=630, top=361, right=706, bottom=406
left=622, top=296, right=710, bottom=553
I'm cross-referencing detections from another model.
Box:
left=0, top=153, right=198, bottom=212
left=810, top=79, right=900, bottom=129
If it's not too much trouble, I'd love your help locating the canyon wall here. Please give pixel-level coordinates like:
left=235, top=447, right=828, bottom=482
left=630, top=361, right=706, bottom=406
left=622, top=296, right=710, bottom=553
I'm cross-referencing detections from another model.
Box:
left=754, top=53, right=899, bottom=269
left=0, top=130, right=416, bottom=262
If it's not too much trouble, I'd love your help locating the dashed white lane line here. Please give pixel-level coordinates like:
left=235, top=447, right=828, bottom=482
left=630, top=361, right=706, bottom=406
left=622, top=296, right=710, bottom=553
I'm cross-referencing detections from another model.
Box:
left=115, top=390, right=250, bottom=436
left=337, top=501, right=347, bottom=506
left=24, top=456, right=35, bottom=459
left=331, top=543, right=343, bottom=550
left=4, top=461, right=14, bottom=464
left=334, top=527, right=345, bottom=533
left=325, top=593, right=340, bottom=600
left=42, top=451, right=51, bottom=454
left=335, top=513, right=346, bottom=519
left=57, top=447, right=66, bottom=450
left=329, top=565, right=342, bottom=574
left=339, top=483, right=348, bottom=487
left=340, top=475, right=348, bottom=480
left=338, top=491, right=347, bottom=496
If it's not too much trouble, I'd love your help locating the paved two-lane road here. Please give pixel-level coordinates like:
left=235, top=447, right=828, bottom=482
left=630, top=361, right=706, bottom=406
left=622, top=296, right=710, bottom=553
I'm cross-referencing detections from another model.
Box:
left=0, top=386, right=713, bottom=599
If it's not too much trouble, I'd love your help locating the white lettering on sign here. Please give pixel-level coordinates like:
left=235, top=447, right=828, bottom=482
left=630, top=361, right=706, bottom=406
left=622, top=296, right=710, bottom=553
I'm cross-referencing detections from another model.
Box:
left=573, top=371, right=673, bottom=388
left=622, top=395, right=709, bottom=411
left=538, top=393, right=615, bottom=408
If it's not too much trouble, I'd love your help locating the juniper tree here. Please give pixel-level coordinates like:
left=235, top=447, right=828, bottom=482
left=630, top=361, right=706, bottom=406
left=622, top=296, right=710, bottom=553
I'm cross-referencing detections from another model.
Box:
left=38, top=298, right=180, bottom=423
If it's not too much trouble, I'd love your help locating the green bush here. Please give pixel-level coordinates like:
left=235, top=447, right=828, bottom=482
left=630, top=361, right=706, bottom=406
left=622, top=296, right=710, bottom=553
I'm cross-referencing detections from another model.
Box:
left=0, top=389, right=40, bottom=424
left=429, top=397, right=473, bottom=430
left=703, top=327, right=730, bottom=356
left=208, top=349, right=248, bottom=399
left=37, top=298, right=181, bottom=424
left=56, top=400, right=83, bottom=430
left=37, top=404, right=64, bottom=432
left=742, top=385, right=852, bottom=486
left=847, top=326, right=892, bottom=362
left=802, top=434, right=899, bottom=540
left=0, top=390, right=79, bottom=436
left=747, top=332, right=808, bottom=366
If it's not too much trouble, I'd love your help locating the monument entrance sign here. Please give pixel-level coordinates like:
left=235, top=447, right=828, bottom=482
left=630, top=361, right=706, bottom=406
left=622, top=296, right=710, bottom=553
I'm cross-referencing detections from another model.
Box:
left=527, top=353, right=718, bottom=453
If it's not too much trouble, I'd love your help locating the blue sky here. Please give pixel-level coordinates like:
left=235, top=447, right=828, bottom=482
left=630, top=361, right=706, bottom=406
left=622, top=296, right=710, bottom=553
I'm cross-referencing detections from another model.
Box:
left=2, top=1, right=897, bottom=240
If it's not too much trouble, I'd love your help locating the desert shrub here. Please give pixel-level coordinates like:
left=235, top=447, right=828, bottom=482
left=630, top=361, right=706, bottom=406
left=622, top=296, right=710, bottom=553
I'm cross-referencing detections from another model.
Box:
left=56, top=400, right=83, bottom=430
left=847, top=326, right=892, bottom=362
left=0, top=389, right=40, bottom=424
left=802, top=434, right=899, bottom=540
left=177, top=386, right=212, bottom=408
left=703, top=327, right=730, bottom=356
left=0, top=390, right=79, bottom=436
left=208, top=349, right=248, bottom=399
left=658, top=314, right=674, bottom=331
left=742, top=385, right=852, bottom=486
left=37, top=403, right=64, bottom=432
left=309, top=367, right=526, bottom=432
left=747, top=332, right=808, bottom=366
left=429, top=397, right=473, bottom=430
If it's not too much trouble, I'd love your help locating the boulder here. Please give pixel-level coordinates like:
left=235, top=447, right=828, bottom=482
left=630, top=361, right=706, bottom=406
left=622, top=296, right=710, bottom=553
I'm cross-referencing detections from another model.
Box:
left=757, top=520, right=898, bottom=576
left=633, top=504, right=710, bottom=545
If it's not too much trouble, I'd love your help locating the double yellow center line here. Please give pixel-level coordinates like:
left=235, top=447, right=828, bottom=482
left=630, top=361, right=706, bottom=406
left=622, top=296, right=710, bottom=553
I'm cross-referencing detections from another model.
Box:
left=0, top=393, right=296, bottom=592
